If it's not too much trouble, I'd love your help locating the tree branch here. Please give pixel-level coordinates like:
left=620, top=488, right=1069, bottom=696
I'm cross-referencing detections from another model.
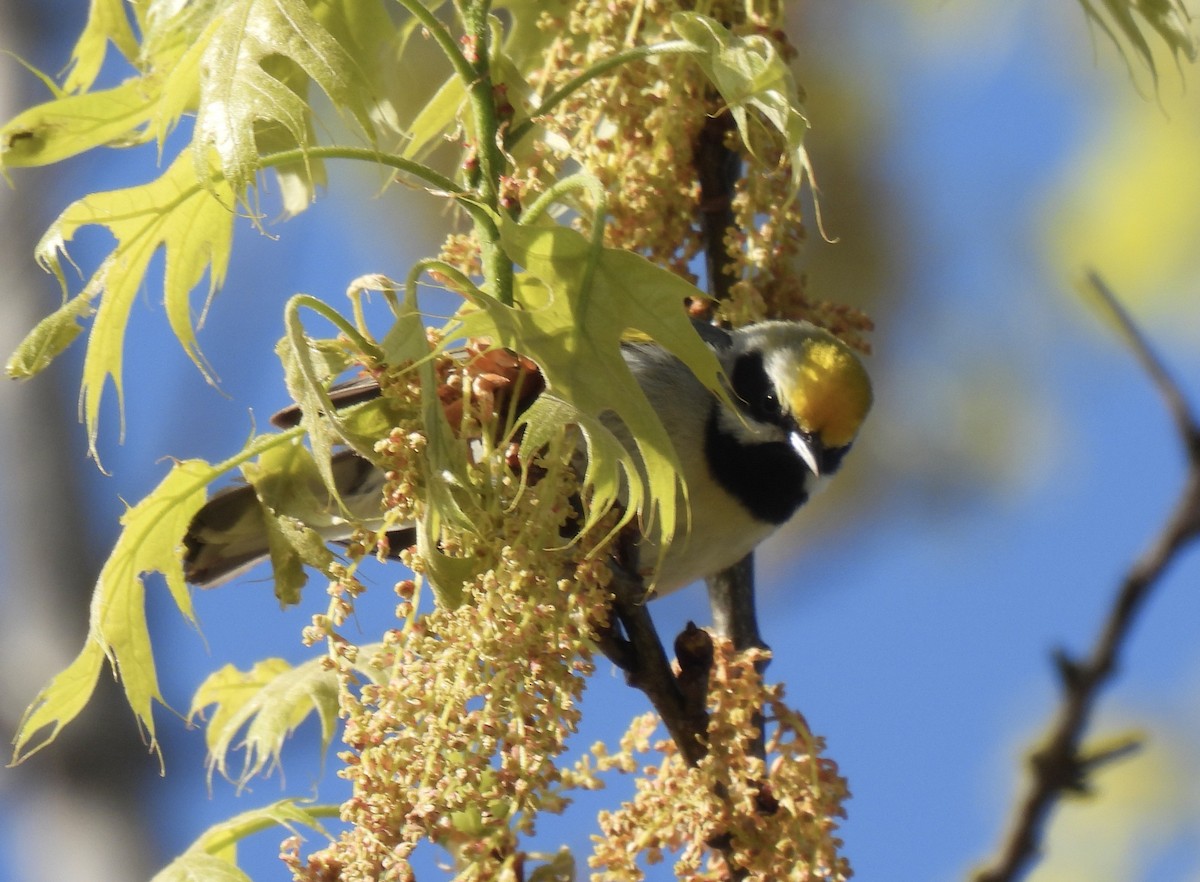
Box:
left=597, top=534, right=710, bottom=767
left=972, top=274, right=1200, bottom=882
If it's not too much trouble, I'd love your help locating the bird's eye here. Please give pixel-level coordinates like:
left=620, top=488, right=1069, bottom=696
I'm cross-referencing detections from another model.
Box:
left=730, top=352, right=784, bottom=424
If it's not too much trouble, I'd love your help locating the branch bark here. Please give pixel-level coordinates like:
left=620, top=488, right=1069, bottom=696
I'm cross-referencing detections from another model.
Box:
left=972, top=273, right=1200, bottom=882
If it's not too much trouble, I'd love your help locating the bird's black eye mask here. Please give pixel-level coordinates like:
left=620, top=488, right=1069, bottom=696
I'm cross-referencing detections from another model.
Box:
left=729, top=351, right=785, bottom=426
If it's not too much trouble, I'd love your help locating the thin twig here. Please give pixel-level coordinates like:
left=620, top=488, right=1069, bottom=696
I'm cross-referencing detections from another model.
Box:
left=972, top=274, right=1200, bottom=882
left=597, top=534, right=710, bottom=767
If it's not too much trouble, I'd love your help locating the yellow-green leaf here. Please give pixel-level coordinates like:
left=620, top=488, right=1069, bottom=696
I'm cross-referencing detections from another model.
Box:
left=11, top=434, right=298, bottom=762
left=0, top=80, right=157, bottom=169
left=242, top=440, right=343, bottom=604
left=62, top=0, right=140, bottom=95
left=188, top=799, right=337, bottom=860
left=11, top=642, right=106, bottom=764
left=191, top=660, right=295, bottom=754
left=672, top=12, right=814, bottom=204
left=152, top=853, right=251, bottom=882
left=401, top=72, right=466, bottom=161
left=35, top=149, right=235, bottom=455
left=191, top=651, right=381, bottom=786
left=11, top=459, right=215, bottom=763
left=5, top=293, right=93, bottom=380
left=193, top=0, right=375, bottom=198
left=150, top=798, right=336, bottom=881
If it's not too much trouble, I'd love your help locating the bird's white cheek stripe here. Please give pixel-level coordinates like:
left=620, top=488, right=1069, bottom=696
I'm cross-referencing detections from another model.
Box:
left=789, top=430, right=821, bottom=477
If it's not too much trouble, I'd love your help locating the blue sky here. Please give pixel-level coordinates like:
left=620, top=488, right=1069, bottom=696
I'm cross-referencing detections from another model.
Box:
left=3, top=3, right=1200, bottom=881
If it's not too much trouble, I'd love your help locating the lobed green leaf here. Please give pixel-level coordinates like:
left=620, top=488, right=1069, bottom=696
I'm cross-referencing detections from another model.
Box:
left=11, top=433, right=299, bottom=762
left=193, top=0, right=377, bottom=199
left=33, top=149, right=235, bottom=457
left=62, top=0, right=141, bottom=95
left=191, top=650, right=383, bottom=787
left=672, top=12, right=815, bottom=207
left=12, top=459, right=213, bottom=763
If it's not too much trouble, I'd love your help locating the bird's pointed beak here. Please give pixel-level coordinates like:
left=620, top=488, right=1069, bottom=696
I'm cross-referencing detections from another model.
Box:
left=790, top=430, right=824, bottom=477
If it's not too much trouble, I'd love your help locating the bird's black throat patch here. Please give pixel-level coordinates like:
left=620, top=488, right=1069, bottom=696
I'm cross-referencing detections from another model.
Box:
left=704, top=405, right=810, bottom=525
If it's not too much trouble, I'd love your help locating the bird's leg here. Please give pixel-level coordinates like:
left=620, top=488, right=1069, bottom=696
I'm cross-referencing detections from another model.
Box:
left=705, top=553, right=769, bottom=658
left=706, top=553, right=770, bottom=762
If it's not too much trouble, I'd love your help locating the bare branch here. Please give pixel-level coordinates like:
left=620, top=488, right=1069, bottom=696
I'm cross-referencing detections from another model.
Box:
left=596, top=536, right=710, bottom=767
left=972, top=275, right=1200, bottom=882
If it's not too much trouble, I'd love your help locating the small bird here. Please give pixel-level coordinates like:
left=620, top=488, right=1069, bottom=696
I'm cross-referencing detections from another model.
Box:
left=183, top=320, right=872, bottom=596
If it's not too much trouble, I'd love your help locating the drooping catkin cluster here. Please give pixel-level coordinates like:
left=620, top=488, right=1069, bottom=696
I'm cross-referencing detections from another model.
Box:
left=591, top=641, right=852, bottom=882
left=286, top=377, right=619, bottom=880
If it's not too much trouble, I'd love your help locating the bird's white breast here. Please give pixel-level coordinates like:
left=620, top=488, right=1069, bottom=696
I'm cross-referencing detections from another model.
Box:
left=617, top=342, right=781, bottom=596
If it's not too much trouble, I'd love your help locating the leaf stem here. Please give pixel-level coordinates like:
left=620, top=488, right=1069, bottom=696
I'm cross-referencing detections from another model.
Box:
left=405, top=258, right=486, bottom=309
left=287, top=293, right=382, bottom=363
left=259, top=145, right=461, bottom=195
left=258, top=146, right=502, bottom=254
left=199, top=803, right=344, bottom=855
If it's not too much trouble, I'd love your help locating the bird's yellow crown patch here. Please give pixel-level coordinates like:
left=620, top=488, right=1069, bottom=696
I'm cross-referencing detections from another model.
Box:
left=778, top=333, right=873, bottom=449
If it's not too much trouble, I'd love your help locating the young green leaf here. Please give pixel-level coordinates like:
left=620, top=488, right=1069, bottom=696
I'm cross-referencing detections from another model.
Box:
left=191, top=657, right=336, bottom=786
left=0, top=81, right=158, bottom=168
left=10, top=642, right=106, bottom=766
left=5, top=293, right=93, bottom=380
left=62, top=0, right=140, bottom=95
left=11, top=434, right=299, bottom=762
left=241, top=439, right=347, bottom=604
left=401, top=72, right=467, bottom=161
left=193, top=0, right=377, bottom=198
left=34, top=149, right=235, bottom=455
left=672, top=12, right=814, bottom=205
left=278, top=293, right=390, bottom=512
left=191, top=650, right=382, bottom=787
left=12, top=458, right=214, bottom=763
left=151, top=853, right=252, bottom=882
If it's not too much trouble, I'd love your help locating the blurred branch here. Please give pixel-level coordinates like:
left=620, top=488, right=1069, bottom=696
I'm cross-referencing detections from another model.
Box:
left=972, top=273, right=1200, bottom=882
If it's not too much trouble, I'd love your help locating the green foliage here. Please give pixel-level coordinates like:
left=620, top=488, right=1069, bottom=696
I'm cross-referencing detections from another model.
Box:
left=34, top=150, right=236, bottom=455
left=672, top=12, right=814, bottom=206
left=473, top=216, right=732, bottom=556
left=12, top=437, right=293, bottom=763
left=190, top=650, right=382, bottom=786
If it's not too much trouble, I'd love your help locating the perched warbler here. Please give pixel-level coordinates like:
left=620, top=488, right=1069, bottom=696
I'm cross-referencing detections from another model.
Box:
left=183, top=320, right=872, bottom=596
